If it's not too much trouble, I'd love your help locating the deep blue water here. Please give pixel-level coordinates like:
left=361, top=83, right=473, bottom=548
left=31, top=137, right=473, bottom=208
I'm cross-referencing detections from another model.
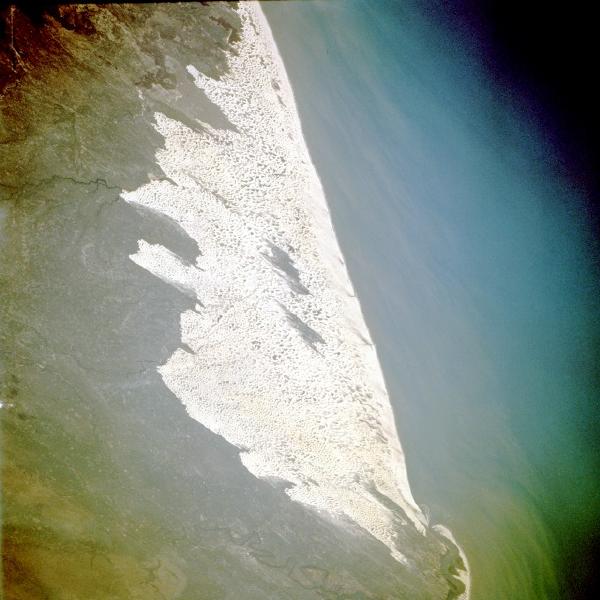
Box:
left=264, top=1, right=599, bottom=598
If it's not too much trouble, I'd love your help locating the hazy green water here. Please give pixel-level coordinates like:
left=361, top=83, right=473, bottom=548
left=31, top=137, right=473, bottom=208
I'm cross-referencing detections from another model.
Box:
left=264, top=1, right=599, bottom=598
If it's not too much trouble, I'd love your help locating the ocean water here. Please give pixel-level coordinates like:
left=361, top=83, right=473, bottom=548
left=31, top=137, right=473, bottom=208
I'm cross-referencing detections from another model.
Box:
left=2, top=2, right=596, bottom=598
left=123, top=4, right=468, bottom=593
left=3, top=2, right=471, bottom=596
left=262, top=1, right=599, bottom=599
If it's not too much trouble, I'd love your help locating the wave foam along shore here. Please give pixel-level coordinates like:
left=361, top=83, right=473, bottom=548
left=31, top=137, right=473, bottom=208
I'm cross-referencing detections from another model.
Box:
left=121, top=0, right=469, bottom=587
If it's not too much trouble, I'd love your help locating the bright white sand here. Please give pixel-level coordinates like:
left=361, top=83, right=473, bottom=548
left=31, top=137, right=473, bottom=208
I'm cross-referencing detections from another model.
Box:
left=122, top=1, right=437, bottom=566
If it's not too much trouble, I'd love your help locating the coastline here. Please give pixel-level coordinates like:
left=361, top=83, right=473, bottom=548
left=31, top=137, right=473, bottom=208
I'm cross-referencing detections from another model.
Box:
left=7, top=1, right=596, bottom=597
left=433, top=524, right=472, bottom=600
left=250, top=1, right=425, bottom=526
left=255, top=3, right=472, bottom=598
left=122, top=1, right=471, bottom=595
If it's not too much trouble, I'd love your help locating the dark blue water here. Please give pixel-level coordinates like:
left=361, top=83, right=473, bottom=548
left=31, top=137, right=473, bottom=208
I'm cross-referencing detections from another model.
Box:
left=264, top=2, right=599, bottom=598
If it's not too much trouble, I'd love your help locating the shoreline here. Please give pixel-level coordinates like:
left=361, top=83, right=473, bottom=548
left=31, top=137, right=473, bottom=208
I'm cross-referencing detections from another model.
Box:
left=250, top=0, right=425, bottom=526
left=433, top=524, right=472, bottom=600
left=255, top=3, right=472, bottom=597
left=123, top=1, right=472, bottom=595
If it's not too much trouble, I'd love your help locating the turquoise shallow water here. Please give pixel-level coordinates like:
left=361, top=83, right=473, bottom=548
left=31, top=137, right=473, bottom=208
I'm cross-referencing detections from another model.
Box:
left=264, top=1, right=599, bottom=598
